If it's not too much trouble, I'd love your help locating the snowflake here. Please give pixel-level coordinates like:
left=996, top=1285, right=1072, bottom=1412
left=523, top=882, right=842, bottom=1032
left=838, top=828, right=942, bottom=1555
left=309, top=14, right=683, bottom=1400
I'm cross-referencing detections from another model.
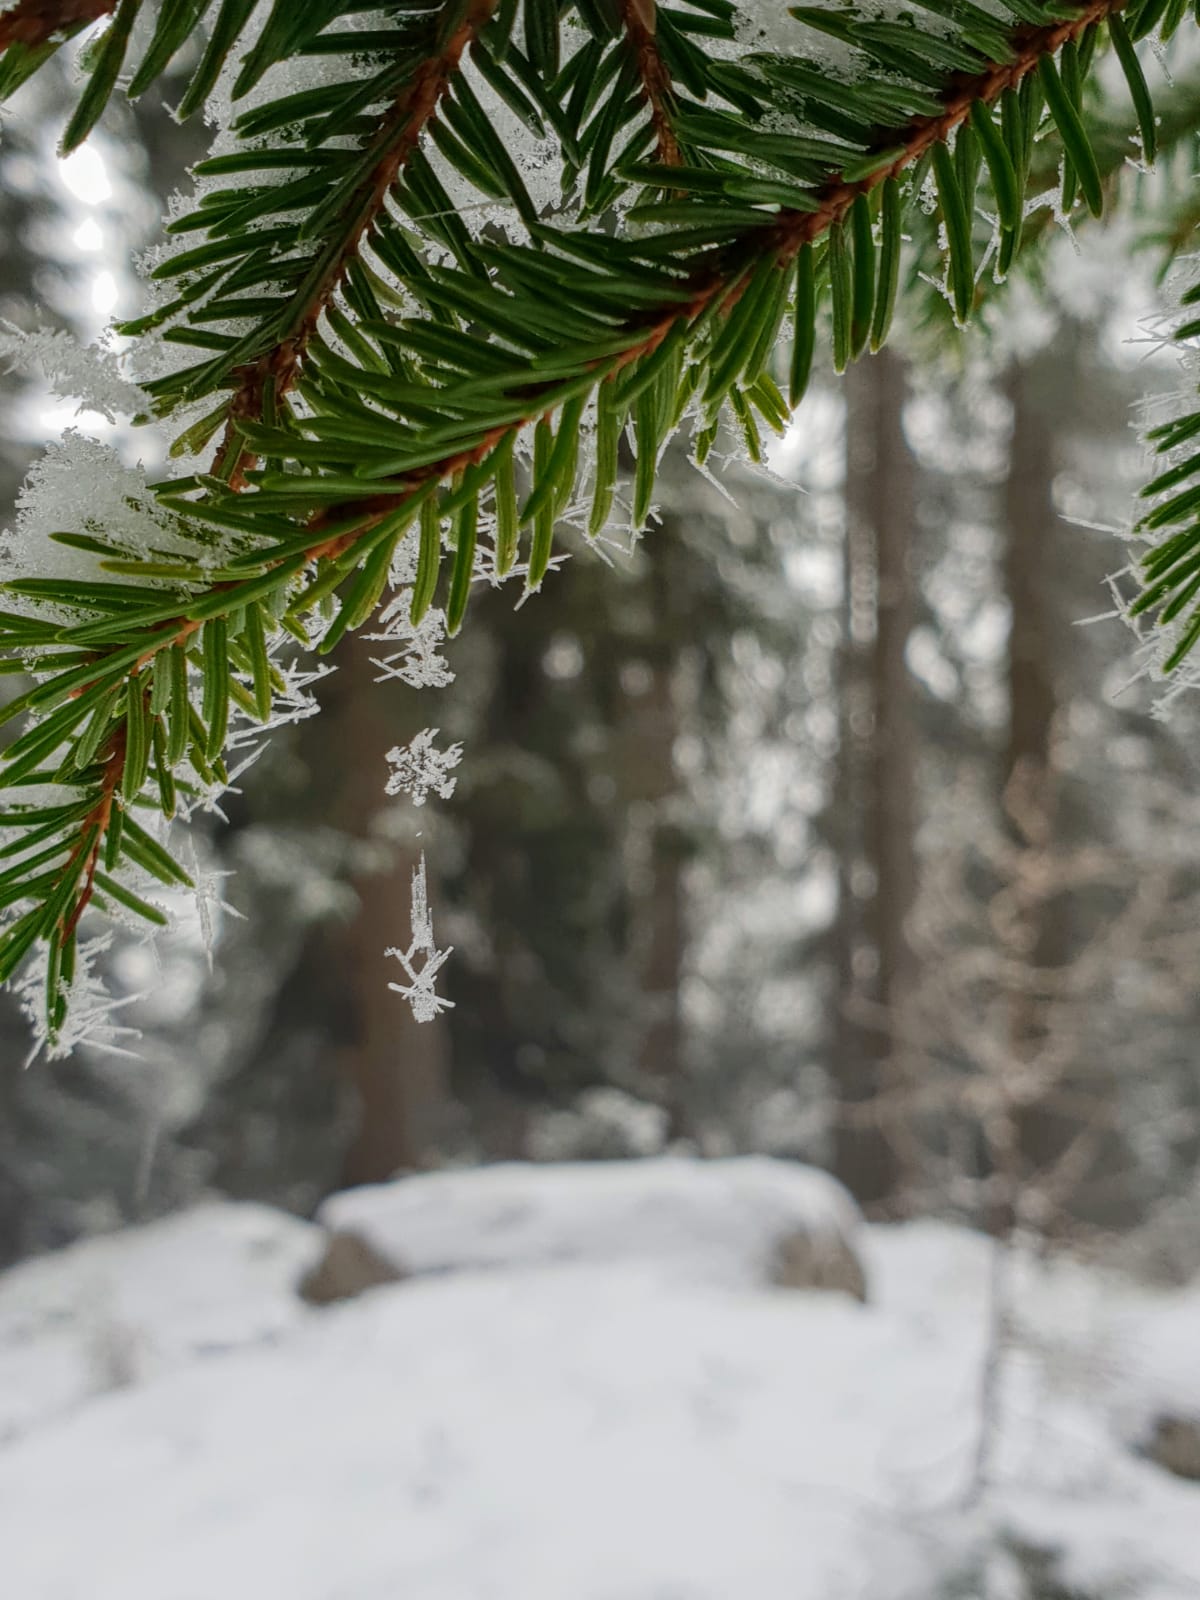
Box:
left=384, top=728, right=463, bottom=807
left=386, top=854, right=454, bottom=1024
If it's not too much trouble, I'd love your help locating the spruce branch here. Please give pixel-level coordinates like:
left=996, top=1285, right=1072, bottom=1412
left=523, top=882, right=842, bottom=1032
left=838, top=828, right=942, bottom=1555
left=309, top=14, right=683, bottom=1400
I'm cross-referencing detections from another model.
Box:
left=765, top=0, right=1128, bottom=257
left=1029, top=69, right=1200, bottom=260
left=0, top=0, right=1195, bottom=1049
left=215, top=0, right=500, bottom=485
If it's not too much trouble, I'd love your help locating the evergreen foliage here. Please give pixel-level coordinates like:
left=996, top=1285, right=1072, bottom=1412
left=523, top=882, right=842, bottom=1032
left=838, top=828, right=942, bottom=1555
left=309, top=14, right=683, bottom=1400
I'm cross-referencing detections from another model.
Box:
left=0, top=0, right=1196, bottom=1049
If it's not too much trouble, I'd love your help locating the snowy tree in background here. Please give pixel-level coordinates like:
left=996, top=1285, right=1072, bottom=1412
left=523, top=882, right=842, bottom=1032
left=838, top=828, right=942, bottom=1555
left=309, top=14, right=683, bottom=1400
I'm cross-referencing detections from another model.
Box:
left=0, top=0, right=1198, bottom=1054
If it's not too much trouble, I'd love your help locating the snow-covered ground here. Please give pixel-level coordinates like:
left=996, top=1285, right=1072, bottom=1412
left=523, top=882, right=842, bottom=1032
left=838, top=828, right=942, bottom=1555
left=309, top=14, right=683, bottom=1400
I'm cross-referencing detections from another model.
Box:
left=1, top=1158, right=1198, bottom=1600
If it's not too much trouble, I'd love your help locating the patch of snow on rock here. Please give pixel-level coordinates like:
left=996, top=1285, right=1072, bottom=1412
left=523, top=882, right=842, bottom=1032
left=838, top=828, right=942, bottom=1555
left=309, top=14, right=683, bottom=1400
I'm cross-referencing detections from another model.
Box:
left=317, top=1155, right=865, bottom=1293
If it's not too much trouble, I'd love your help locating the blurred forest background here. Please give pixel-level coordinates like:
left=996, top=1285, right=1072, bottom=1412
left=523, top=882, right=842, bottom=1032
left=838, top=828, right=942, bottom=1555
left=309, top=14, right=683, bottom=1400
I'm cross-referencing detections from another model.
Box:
left=4, top=47, right=1200, bottom=1275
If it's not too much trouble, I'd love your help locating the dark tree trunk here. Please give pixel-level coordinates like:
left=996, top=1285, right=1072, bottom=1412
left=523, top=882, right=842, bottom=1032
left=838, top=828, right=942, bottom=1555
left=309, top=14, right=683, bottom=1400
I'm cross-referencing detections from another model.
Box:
left=322, top=638, right=453, bottom=1185
left=997, top=361, right=1070, bottom=1232
left=832, top=351, right=917, bottom=1211
left=629, top=534, right=687, bottom=1131
left=192, top=634, right=453, bottom=1206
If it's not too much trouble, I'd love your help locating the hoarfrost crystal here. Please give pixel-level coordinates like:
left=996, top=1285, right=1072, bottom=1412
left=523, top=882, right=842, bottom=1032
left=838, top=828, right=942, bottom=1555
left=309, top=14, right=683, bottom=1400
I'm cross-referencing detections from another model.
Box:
left=384, top=729, right=463, bottom=807
left=387, top=854, right=454, bottom=1024
left=15, top=935, right=141, bottom=1065
left=183, top=840, right=245, bottom=974
left=367, top=603, right=454, bottom=689
left=0, top=433, right=175, bottom=600
left=0, top=324, right=147, bottom=422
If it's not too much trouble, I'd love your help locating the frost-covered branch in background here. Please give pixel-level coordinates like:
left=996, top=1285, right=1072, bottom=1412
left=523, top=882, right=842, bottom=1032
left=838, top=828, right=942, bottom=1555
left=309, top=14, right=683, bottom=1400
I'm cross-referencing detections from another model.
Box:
left=1120, top=253, right=1200, bottom=701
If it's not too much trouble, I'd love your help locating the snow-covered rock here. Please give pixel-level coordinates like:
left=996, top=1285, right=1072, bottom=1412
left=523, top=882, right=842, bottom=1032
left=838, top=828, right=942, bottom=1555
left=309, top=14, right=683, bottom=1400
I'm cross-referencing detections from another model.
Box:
left=316, top=1155, right=867, bottom=1299
left=299, top=1228, right=406, bottom=1306
left=2, top=1167, right=1200, bottom=1599
left=1102, top=1283, right=1200, bottom=1484
left=1144, top=1413, right=1200, bottom=1481
left=0, top=1249, right=971, bottom=1600
left=0, top=1201, right=322, bottom=1443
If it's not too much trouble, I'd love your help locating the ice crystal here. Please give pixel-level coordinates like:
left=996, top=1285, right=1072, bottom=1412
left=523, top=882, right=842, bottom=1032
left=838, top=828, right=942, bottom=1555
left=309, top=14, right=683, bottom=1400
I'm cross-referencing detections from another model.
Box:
left=386, top=853, right=454, bottom=1024
left=182, top=839, right=245, bottom=973
left=16, top=935, right=142, bottom=1065
left=367, top=602, right=455, bottom=689
left=384, top=728, right=463, bottom=807
left=224, top=658, right=333, bottom=754
left=0, top=432, right=176, bottom=603
left=0, top=323, right=147, bottom=422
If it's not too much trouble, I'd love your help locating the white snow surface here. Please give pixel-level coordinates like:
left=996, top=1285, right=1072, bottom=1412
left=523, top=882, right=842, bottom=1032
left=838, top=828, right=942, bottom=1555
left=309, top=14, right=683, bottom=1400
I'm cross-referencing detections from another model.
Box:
left=317, top=1154, right=862, bottom=1288
left=0, top=1160, right=1198, bottom=1599
left=0, top=1201, right=322, bottom=1444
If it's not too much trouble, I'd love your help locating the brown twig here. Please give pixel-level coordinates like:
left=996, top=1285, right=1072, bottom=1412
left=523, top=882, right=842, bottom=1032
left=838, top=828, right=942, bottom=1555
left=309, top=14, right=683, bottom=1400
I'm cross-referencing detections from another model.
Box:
left=0, top=0, right=112, bottom=50
left=618, top=0, right=682, bottom=168
left=59, top=719, right=125, bottom=942
left=764, top=0, right=1125, bottom=262
left=214, top=0, right=498, bottom=486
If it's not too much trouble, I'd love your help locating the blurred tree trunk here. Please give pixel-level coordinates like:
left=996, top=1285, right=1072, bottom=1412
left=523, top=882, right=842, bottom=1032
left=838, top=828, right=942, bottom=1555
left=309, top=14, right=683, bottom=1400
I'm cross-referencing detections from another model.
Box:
left=832, top=351, right=917, bottom=1211
left=1004, top=364, right=1059, bottom=851
left=321, top=638, right=453, bottom=1185
left=997, top=361, right=1069, bottom=1232
left=196, top=634, right=453, bottom=1205
left=630, top=531, right=687, bottom=1131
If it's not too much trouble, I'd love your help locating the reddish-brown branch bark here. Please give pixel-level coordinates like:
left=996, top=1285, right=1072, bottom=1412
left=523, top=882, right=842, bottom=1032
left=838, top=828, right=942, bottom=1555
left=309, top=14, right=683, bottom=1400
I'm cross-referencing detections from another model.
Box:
left=0, top=0, right=111, bottom=49
left=59, top=719, right=125, bottom=941
left=726, top=0, right=1128, bottom=284
left=214, top=0, right=498, bottom=486
left=618, top=0, right=682, bottom=168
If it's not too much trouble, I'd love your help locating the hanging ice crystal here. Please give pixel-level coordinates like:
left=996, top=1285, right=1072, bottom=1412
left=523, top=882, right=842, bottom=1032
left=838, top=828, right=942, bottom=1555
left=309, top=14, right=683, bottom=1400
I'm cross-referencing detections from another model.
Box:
left=181, top=839, right=245, bottom=974
left=386, top=853, right=454, bottom=1024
